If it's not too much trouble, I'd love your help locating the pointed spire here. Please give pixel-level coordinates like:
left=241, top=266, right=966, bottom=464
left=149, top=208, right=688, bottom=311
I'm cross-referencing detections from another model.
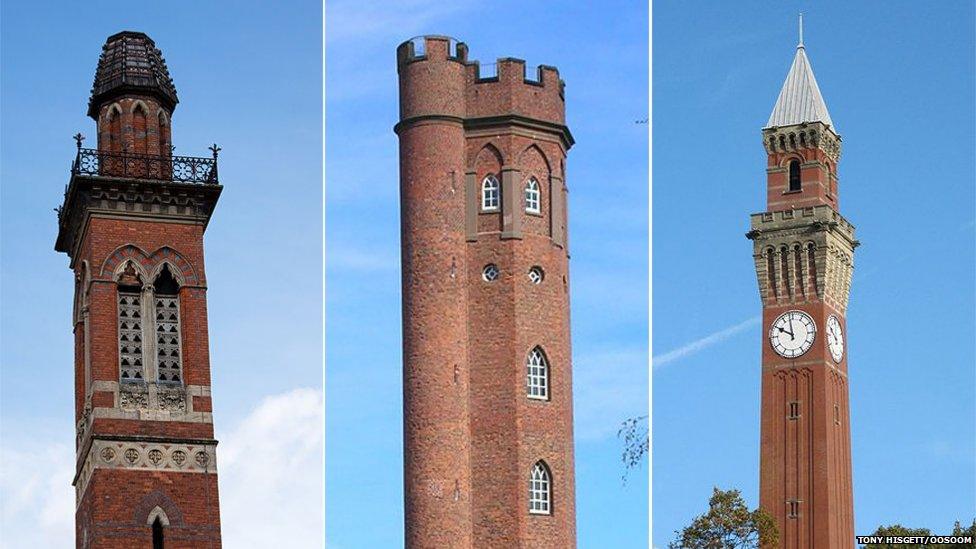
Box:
left=766, top=18, right=835, bottom=130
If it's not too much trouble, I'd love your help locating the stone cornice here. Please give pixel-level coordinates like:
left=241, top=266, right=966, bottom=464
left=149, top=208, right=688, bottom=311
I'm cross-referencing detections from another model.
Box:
left=56, top=174, right=222, bottom=266
left=395, top=113, right=574, bottom=151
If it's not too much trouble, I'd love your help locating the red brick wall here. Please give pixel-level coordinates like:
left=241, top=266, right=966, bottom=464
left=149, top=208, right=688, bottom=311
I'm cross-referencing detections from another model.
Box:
left=96, top=97, right=172, bottom=157
left=77, top=469, right=221, bottom=549
left=72, top=213, right=221, bottom=547
left=759, top=301, right=854, bottom=548
left=398, top=35, right=576, bottom=548
left=766, top=147, right=839, bottom=211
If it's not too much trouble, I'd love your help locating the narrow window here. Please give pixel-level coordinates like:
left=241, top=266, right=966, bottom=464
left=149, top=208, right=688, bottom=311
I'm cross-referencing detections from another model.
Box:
left=794, top=245, right=804, bottom=296
left=788, top=401, right=800, bottom=420
left=788, top=160, right=801, bottom=192
left=526, top=347, right=549, bottom=400
left=780, top=246, right=791, bottom=297
left=766, top=249, right=778, bottom=299
left=787, top=500, right=800, bottom=519
left=482, top=175, right=500, bottom=211
left=118, top=288, right=145, bottom=382
left=529, top=461, right=551, bottom=515
left=158, top=111, right=171, bottom=157
left=525, top=177, right=541, bottom=213
left=807, top=243, right=818, bottom=293
left=152, top=517, right=164, bottom=549
left=154, top=265, right=183, bottom=384
left=834, top=404, right=840, bottom=425
left=108, top=108, right=122, bottom=152
left=132, top=104, right=148, bottom=156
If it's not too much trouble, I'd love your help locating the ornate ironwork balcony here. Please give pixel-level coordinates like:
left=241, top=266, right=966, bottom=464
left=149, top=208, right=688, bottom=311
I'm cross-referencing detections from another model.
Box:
left=71, top=147, right=219, bottom=185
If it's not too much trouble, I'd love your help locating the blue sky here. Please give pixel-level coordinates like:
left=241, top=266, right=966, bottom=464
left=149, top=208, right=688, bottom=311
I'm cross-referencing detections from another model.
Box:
left=325, top=1, right=648, bottom=547
left=653, top=1, right=975, bottom=545
left=0, top=2, right=323, bottom=546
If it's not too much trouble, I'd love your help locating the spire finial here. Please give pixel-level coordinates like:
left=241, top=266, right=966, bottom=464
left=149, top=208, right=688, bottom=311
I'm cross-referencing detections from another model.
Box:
left=798, top=12, right=804, bottom=48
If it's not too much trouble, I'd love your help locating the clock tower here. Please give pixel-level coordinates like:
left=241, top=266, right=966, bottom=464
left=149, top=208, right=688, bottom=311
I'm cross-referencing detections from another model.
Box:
left=747, top=23, right=857, bottom=547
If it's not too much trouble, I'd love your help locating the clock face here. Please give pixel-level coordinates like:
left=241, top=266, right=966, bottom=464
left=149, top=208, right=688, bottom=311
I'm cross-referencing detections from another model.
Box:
left=826, top=315, right=844, bottom=363
left=769, top=310, right=816, bottom=359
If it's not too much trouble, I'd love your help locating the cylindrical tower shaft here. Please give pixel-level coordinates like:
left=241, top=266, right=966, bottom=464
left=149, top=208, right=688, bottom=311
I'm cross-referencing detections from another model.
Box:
left=396, top=36, right=473, bottom=548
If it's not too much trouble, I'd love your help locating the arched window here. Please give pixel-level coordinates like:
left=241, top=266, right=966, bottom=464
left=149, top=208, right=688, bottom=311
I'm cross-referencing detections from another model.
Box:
left=525, top=178, right=541, bottom=213
left=107, top=106, right=122, bottom=153
left=152, top=517, right=165, bottom=549
left=482, top=175, right=500, bottom=211
left=117, top=262, right=145, bottom=382
left=526, top=347, right=549, bottom=400
left=132, top=103, right=148, bottom=156
left=158, top=111, right=171, bottom=157
left=788, top=160, right=801, bottom=192
left=154, top=265, right=183, bottom=384
left=529, top=461, right=551, bottom=515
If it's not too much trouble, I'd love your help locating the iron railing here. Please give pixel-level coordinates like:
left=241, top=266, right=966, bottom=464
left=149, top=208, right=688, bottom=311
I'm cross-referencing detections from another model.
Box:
left=71, top=147, right=219, bottom=185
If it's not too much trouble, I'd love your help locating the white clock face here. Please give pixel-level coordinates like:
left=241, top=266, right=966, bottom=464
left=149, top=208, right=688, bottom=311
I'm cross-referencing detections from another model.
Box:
left=769, top=310, right=816, bottom=359
left=826, top=315, right=844, bottom=363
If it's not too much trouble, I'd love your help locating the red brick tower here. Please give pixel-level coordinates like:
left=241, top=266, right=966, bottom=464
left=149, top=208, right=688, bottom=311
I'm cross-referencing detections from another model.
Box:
left=56, top=31, right=223, bottom=548
left=395, top=36, right=576, bottom=548
left=747, top=25, right=857, bottom=547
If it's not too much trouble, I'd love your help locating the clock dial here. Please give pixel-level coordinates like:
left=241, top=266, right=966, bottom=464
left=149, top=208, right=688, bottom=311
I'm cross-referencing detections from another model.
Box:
left=769, top=310, right=816, bottom=358
left=826, top=315, right=844, bottom=363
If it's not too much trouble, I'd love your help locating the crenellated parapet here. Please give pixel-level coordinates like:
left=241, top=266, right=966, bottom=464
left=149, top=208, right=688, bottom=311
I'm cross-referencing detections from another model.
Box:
left=395, top=35, right=571, bottom=149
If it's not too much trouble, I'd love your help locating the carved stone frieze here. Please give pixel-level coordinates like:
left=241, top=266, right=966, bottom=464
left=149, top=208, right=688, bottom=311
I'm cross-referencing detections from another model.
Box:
left=157, top=387, right=187, bottom=412
left=75, top=437, right=218, bottom=506
left=119, top=385, right=150, bottom=410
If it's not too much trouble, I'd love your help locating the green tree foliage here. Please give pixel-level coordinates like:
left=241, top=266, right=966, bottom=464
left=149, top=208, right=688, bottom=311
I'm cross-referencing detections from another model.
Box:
left=669, top=487, right=779, bottom=548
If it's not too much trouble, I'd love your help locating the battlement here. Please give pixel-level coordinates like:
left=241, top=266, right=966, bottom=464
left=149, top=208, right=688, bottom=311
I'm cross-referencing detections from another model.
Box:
left=748, top=205, right=857, bottom=247
left=396, top=35, right=566, bottom=126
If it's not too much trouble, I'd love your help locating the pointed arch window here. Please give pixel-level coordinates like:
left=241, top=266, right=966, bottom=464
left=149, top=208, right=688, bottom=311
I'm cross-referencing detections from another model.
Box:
left=529, top=461, right=551, bottom=515
left=154, top=265, right=183, bottom=385
left=788, top=160, right=801, bottom=192
left=526, top=347, right=549, bottom=400
left=118, top=278, right=145, bottom=382
left=132, top=103, right=148, bottom=155
left=525, top=177, right=541, bottom=213
left=482, top=175, right=500, bottom=211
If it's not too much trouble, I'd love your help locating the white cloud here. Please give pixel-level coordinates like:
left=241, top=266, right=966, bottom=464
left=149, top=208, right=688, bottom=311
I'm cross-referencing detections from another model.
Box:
left=0, top=388, right=324, bottom=548
left=219, top=388, right=324, bottom=549
left=653, top=316, right=760, bottom=369
left=0, top=431, right=74, bottom=547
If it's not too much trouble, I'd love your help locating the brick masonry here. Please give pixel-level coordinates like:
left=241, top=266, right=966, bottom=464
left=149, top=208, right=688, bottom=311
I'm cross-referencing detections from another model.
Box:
left=58, top=32, right=223, bottom=549
left=396, top=36, right=576, bottom=548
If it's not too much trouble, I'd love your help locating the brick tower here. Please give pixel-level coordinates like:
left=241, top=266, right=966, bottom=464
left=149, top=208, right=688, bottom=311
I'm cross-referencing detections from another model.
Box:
left=395, top=36, right=576, bottom=548
left=56, top=31, right=223, bottom=548
left=747, top=23, right=857, bottom=547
